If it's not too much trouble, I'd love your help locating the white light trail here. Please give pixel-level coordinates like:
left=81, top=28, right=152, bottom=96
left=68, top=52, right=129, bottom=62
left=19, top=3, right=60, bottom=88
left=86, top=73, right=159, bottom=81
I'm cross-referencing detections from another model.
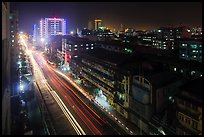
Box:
left=20, top=37, right=86, bottom=135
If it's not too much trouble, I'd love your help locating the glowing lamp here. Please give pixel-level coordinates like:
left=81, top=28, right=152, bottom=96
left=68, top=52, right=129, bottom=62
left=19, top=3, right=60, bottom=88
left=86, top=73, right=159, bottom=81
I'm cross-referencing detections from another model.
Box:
left=41, top=38, right=45, bottom=42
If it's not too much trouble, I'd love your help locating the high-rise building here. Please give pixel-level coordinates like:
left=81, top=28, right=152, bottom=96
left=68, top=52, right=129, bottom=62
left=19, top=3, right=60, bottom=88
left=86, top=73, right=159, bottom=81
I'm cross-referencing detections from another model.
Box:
left=9, top=10, right=19, bottom=47
left=179, top=39, right=202, bottom=63
left=39, top=17, right=67, bottom=40
left=9, top=10, right=19, bottom=95
left=88, top=21, right=94, bottom=30
left=94, top=19, right=102, bottom=30
left=2, top=2, right=11, bottom=134
left=33, top=24, right=38, bottom=42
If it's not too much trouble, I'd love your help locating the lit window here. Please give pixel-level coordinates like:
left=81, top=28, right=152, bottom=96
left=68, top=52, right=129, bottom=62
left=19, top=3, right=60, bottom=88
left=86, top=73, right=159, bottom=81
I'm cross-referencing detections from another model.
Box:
left=182, top=54, right=185, bottom=57
left=74, top=48, right=77, bottom=50
left=69, top=45, right=71, bottom=47
left=81, top=44, right=83, bottom=46
left=74, top=45, right=77, bottom=47
left=69, top=49, right=71, bottom=51
left=182, top=44, right=187, bottom=47
left=181, top=69, right=183, bottom=73
left=91, top=47, right=93, bottom=49
left=86, top=44, right=88, bottom=46
left=164, top=47, right=166, bottom=49
left=91, top=44, right=93, bottom=46
left=12, top=40, right=14, bottom=43
left=12, top=35, right=14, bottom=38
left=86, top=47, right=89, bottom=50
left=174, top=68, right=177, bottom=71
left=191, top=45, right=197, bottom=48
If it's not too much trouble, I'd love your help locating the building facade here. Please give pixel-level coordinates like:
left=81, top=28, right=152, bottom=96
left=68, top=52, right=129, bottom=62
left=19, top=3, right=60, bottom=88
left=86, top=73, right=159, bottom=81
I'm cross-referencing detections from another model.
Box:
left=32, top=24, right=40, bottom=46
left=61, top=36, right=95, bottom=70
left=39, top=17, right=67, bottom=40
left=179, top=39, right=202, bottom=63
left=174, top=78, right=202, bottom=135
left=94, top=19, right=102, bottom=30
left=2, top=2, right=11, bottom=134
left=79, top=48, right=132, bottom=118
left=88, top=21, right=94, bottom=30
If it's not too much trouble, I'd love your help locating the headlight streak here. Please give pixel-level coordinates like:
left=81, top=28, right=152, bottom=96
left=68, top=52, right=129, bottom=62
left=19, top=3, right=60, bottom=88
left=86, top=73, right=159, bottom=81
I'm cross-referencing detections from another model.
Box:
left=44, top=64, right=103, bottom=135
left=50, top=64, right=135, bottom=135
left=45, top=83, right=86, bottom=135
left=20, top=38, right=86, bottom=135
left=21, top=36, right=134, bottom=135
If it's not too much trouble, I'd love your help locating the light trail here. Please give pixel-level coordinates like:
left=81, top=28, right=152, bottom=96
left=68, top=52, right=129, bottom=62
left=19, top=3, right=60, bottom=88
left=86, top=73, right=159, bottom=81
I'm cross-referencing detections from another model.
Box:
left=47, top=66, right=105, bottom=125
left=44, top=63, right=103, bottom=135
left=21, top=35, right=133, bottom=135
left=45, top=83, right=86, bottom=135
left=20, top=37, right=86, bottom=135
left=49, top=63, right=135, bottom=135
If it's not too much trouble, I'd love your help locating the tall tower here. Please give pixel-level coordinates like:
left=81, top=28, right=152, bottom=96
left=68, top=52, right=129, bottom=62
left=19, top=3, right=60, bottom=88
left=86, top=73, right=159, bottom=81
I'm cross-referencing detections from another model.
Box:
left=88, top=21, right=94, bottom=30
left=94, top=19, right=102, bottom=30
left=39, top=17, right=67, bottom=40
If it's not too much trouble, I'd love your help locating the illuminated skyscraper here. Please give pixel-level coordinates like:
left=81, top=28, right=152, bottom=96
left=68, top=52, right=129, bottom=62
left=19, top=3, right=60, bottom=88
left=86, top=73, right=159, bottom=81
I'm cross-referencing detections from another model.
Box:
left=39, top=17, right=67, bottom=40
left=94, top=19, right=102, bottom=30
left=88, top=21, right=94, bottom=30
left=33, top=24, right=38, bottom=41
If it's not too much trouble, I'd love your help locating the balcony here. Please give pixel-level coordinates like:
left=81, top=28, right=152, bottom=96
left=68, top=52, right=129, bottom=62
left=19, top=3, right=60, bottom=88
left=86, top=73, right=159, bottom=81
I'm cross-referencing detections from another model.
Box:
left=81, top=72, right=114, bottom=97
left=82, top=67, right=114, bottom=88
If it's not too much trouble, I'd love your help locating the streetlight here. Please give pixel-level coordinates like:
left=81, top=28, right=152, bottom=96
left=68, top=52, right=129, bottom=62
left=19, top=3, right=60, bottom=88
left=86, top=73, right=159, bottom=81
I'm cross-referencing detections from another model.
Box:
left=20, top=84, right=24, bottom=91
left=40, top=38, right=45, bottom=42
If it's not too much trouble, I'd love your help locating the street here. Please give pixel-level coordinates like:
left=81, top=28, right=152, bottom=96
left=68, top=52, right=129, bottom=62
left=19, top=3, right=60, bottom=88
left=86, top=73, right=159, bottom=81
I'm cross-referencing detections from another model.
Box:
left=21, top=34, right=127, bottom=135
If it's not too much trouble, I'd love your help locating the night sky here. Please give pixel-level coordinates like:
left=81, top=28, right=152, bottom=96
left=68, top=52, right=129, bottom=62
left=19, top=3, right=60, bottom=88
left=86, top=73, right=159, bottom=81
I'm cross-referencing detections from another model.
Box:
left=10, top=2, right=202, bottom=34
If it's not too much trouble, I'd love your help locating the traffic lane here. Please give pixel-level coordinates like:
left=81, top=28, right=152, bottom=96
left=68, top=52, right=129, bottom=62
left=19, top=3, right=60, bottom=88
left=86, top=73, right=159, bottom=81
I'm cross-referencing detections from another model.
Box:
left=33, top=51, right=126, bottom=135
left=33, top=53, right=102, bottom=135
left=47, top=67, right=127, bottom=135
left=43, top=65, right=103, bottom=135
left=56, top=72, right=128, bottom=135
left=31, top=57, right=78, bottom=135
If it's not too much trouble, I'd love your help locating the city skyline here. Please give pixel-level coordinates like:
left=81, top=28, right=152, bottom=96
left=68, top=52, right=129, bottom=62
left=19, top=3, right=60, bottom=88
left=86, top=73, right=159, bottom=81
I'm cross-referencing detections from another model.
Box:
left=3, top=2, right=202, bottom=135
left=11, top=2, right=202, bottom=34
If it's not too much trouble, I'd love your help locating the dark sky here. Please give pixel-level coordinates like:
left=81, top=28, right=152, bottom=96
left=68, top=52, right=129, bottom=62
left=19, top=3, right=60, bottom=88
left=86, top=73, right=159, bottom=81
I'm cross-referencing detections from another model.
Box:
left=11, top=2, right=202, bottom=34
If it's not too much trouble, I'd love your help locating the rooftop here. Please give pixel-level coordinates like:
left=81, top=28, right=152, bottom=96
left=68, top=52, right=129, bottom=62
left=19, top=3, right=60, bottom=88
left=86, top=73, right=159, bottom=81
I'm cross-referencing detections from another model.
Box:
left=82, top=47, right=133, bottom=67
left=147, top=71, right=182, bottom=88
